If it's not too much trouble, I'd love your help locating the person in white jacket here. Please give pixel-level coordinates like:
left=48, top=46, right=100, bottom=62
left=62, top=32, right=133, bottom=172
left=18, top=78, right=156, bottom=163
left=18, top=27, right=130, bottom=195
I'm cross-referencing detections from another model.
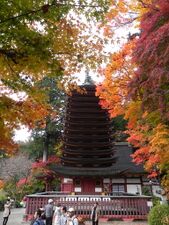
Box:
left=59, top=206, right=67, bottom=225
left=53, top=203, right=61, bottom=225
left=67, top=208, right=78, bottom=225
left=2, top=199, right=11, bottom=225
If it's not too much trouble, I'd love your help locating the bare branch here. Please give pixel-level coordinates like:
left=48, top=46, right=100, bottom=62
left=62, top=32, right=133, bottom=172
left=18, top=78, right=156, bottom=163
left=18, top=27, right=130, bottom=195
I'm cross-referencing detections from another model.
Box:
left=0, top=153, right=32, bottom=181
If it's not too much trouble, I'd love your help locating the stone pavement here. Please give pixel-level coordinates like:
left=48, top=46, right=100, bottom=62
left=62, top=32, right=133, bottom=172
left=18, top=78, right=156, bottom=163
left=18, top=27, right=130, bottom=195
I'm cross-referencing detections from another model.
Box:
left=0, top=208, right=148, bottom=225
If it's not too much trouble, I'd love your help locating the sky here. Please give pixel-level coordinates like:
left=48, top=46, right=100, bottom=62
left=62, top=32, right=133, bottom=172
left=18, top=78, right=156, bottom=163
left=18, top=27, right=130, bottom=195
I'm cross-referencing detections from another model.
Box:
left=14, top=126, right=31, bottom=142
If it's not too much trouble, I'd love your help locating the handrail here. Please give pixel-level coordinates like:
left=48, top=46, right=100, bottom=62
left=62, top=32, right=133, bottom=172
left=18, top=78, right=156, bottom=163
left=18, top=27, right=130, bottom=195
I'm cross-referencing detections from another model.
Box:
left=27, top=192, right=151, bottom=199
left=25, top=193, right=152, bottom=221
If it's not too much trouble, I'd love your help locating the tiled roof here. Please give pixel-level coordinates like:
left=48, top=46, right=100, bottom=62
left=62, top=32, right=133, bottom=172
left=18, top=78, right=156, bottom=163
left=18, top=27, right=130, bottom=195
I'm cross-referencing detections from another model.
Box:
left=52, top=142, right=145, bottom=177
left=113, top=142, right=145, bottom=174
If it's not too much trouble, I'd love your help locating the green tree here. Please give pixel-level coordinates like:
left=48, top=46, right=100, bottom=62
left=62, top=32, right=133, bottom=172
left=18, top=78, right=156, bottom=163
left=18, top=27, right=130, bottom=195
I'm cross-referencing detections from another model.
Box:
left=20, top=76, right=65, bottom=160
left=111, top=115, right=128, bottom=142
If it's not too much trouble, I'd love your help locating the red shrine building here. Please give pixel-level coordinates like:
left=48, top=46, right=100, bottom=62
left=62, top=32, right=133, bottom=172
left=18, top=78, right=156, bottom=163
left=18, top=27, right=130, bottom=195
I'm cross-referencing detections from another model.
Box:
left=54, top=82, right=161, bottom=197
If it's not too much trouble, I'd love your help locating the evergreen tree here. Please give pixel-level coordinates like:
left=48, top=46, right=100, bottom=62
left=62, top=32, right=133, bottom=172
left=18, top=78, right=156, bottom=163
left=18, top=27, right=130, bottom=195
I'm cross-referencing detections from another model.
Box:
left=20, top=76, right=65, bottom=160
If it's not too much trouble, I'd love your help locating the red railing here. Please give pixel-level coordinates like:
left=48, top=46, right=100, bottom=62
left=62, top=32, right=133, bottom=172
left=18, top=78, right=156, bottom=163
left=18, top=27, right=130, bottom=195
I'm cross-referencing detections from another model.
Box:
left=25, top=193, right=151, bottom=221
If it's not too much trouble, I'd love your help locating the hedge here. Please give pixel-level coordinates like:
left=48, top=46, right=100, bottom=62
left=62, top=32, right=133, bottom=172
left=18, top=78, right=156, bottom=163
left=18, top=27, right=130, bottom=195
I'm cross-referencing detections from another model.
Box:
left=148, top=204, right=169, bottom=225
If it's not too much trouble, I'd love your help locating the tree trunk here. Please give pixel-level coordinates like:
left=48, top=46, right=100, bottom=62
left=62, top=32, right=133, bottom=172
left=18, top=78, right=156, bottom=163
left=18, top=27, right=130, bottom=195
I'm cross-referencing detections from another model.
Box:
left=43, top=137, right=48, bottom=162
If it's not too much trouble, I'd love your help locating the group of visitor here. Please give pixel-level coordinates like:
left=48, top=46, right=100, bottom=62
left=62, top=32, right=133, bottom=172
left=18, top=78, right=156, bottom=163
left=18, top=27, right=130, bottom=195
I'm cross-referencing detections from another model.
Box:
left=32, top=199, right=99, bottom=225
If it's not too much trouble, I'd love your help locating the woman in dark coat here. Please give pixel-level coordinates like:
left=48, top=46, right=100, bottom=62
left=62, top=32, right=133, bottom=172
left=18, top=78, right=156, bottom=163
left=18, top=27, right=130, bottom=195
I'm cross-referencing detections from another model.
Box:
left=90, top=202, right=99, bottom=225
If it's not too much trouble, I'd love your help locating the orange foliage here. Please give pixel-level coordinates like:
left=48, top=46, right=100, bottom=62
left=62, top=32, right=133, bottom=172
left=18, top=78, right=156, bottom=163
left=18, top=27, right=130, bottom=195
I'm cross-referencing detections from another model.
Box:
left=0, top=95, right=49, bottom=154
left=96, top=40, right=136, bottom=118
left=98, top=0, right=169, bottom=193
left=0, top=180, right=4, bottom=189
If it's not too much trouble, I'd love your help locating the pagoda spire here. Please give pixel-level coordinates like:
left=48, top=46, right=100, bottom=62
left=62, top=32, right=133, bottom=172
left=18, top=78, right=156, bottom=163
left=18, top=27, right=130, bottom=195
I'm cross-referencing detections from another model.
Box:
left=83, top=68, right=94, bottom=85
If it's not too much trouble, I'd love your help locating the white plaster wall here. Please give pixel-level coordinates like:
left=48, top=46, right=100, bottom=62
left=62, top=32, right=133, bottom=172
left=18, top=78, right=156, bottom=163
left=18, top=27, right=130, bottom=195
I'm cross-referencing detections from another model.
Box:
left=127, top=184, right=142, bottom=194
left=127, top=178, right=141, bottom=183
left=112, top=178, right=125, bottom=183
left=143, top=182, right=150, bottom=185
left=103, top=178, right=110, bottom=183
left=152, top=185, right=168, bottom=203
left=63, top=178, right=73, bottom=183
left=152, top=185, right=161, bottom=196
left=74, top=187, right=81, bottom=192
left=95, top=187, right=102, bottom=192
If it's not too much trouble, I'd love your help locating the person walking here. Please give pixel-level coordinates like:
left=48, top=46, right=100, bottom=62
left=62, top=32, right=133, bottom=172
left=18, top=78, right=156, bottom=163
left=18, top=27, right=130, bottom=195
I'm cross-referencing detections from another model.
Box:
left=59, top=206, right=67, bottom=225
left=53, top=203, right=61, bottom=225
left=91, top=202, right=99, bottom=225
left=2, top=199, right=11, bottom=225
left=44, top=199, right=54, bottom=225
left=33, top=209, right=45, bottom=225
left=67, top=208, right=78, bottom=225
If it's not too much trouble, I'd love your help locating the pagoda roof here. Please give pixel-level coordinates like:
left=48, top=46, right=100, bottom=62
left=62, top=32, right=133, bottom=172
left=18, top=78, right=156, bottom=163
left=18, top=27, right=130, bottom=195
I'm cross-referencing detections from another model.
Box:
left=63, top=149, right=113, bottom=156
left=52, top=165, right=126, bottom=177
left=52, top=142, right=145, bottom=177
left=113, top=142, right=145, bottom=175
left=64, top=128, right=110, bottom=134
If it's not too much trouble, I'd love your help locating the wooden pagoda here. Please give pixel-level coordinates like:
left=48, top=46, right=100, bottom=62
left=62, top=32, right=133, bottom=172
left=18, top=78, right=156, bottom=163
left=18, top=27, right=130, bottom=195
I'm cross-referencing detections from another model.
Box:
left=54, top=77, right=125, bottom=194
left=62, top=84, right=115, bottom=168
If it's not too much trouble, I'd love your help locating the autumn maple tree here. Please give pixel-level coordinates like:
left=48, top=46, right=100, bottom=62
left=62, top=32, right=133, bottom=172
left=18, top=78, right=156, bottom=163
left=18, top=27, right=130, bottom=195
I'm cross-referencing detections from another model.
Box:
left=30, top=155, right=60, bottom=191
left=130, top=0, right=169, bottom=193
left=97, top=0, right=169, bottom=194
left=0, top=0, right=111, bottom=153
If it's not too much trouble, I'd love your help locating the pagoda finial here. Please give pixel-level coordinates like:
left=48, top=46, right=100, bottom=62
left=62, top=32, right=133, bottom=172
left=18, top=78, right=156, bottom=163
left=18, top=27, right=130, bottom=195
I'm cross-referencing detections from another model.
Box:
left=83, top=68, right=94, bottom=85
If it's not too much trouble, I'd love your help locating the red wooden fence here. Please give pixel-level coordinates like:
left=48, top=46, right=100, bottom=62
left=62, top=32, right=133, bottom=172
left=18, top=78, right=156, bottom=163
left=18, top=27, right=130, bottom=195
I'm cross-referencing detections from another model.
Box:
left=25, top=193, right=152, bottom=221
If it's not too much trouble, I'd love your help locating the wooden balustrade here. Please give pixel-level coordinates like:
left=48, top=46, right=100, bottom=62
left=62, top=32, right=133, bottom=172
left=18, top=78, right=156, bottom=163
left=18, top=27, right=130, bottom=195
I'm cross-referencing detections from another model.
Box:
left=25, top=193, right=151, bottom=221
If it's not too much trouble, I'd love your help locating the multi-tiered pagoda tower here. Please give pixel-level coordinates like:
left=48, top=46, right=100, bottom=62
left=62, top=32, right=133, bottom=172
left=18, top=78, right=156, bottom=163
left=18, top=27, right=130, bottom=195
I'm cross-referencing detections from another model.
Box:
left=62, top=84, right=115, bottom=169
left=54, top=77, right=122, bottom=194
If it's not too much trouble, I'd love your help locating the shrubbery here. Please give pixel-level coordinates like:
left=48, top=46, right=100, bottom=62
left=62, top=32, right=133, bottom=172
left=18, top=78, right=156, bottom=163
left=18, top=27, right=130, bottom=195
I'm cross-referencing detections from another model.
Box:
left=3, top=178, right=45, bottom=204
left=0, top=190, right=6, bottom=211
left=0, top=199, right=6, bottom=211
left=148, top=204, right=169, bottom=225
left=152, top=195, right=161, bottom=206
